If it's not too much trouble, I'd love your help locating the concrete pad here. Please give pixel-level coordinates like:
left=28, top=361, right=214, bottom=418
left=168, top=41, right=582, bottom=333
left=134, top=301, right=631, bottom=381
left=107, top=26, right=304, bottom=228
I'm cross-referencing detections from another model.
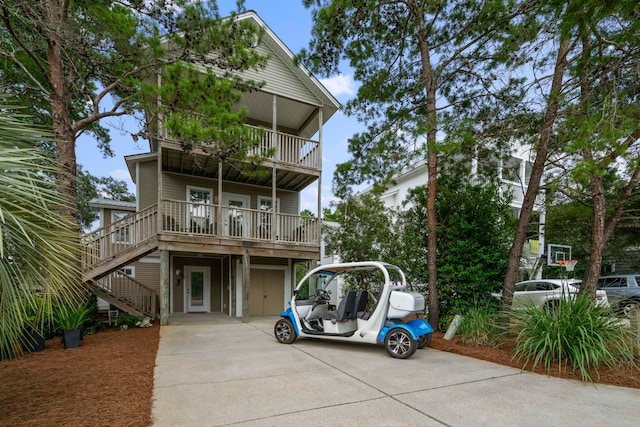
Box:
left=153, top=316, right=640, bottom=427
left=402, top=371, right=640, bottom=427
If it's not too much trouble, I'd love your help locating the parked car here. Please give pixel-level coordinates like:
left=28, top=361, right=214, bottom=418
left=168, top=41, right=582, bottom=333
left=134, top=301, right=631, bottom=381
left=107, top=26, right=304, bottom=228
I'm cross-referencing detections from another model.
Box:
left=508, top=279, right=608, bottom=310
left=597, top=274, right=640, bottom=316
left=274, top=261, right=433, bottom=359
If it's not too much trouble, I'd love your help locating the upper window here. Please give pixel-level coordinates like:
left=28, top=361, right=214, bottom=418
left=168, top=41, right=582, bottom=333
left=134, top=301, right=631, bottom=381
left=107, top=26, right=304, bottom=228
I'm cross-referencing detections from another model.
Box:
left=112, top=211, right=131, bottom=243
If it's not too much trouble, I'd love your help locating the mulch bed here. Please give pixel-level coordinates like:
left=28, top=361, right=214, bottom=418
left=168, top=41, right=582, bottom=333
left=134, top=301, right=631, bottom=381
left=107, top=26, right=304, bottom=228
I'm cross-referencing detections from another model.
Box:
left=429, top=332, right=640, bottom=389
left=0, top=324, right=159, bottom=427
left=1, top=325, right=638, bottom=427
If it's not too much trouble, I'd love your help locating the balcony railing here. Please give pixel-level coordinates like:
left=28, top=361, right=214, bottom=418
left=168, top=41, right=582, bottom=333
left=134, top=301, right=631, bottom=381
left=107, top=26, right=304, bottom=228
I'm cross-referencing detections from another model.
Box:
left=245, top=125, right=320, bottom=169
left=81, top=204, right=158, bottom=270
left=94, top=271, right=157, bottom=317
left=161, top=199, right=319, bottom=244
left=159, top=124, right=320, bottom=170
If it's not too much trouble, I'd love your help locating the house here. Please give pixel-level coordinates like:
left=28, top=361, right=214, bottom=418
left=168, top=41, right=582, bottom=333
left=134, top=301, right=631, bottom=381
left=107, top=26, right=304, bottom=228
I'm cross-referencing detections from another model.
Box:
left=83, top=11, right=340, bottom=325
left=359, top=140, right=545, bottom=278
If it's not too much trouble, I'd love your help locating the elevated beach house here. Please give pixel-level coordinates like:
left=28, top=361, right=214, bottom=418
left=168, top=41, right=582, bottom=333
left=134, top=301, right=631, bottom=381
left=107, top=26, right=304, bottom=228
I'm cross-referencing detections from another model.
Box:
left=83, top=11, right=340, bottom=324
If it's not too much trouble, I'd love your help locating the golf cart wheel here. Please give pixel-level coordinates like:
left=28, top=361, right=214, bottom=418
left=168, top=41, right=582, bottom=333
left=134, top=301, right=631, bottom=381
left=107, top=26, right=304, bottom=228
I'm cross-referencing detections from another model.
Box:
left=417, top=333, right=432, bottom=349
left=274, top=318, right=297, bottom=344
left=384, top=328, right=417, bottom=359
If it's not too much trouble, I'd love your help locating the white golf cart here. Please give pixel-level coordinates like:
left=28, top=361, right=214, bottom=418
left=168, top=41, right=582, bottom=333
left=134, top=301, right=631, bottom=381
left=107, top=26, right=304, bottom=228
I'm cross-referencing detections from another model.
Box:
left=274, top=261, right=433, bottom=359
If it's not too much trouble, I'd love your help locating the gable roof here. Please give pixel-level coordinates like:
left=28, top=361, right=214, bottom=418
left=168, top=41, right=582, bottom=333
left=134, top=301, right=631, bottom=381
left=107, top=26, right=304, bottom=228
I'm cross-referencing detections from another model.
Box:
left=234, top=11, right=340, bottom=138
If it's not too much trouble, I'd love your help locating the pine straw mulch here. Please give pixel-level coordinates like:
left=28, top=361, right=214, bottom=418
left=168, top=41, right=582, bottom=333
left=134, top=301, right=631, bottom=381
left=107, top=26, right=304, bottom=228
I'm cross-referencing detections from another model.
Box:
left=0, top=324, right=159, bottom=427
left=1, top=325, right=639, bottom=427
left=429, top=332, right=640, bottom=389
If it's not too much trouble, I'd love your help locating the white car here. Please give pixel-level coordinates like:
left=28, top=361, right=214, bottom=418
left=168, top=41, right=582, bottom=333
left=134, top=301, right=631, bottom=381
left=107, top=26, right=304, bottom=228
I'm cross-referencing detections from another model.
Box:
left=511, top=279, right=609, bottom=310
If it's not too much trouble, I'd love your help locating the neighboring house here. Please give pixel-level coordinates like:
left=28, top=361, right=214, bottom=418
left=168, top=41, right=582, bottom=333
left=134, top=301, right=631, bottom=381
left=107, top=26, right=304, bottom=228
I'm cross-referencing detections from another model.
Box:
left=359, top=141, right=545, bottom=277
left=83, top=11, right=340, bottom=324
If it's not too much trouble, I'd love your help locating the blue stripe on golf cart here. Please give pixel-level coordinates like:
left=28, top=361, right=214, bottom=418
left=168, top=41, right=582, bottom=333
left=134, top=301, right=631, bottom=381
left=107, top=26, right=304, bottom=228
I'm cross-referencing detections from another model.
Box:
left=377, top=319, right=433, bottom=343
left=280, top=308, right=299, bottom=335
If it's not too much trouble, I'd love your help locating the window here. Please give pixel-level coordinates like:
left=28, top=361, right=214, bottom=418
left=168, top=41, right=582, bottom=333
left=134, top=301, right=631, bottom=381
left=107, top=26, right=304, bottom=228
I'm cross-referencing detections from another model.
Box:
left=112, top=211, right=131, bottom=243
left=599, top=277, right=626, bottom=288
left=116, top=266, right=135, bottom=278
left=187, top=186, right=213, bottom=233
left=258, top=196, right=280, bottom=239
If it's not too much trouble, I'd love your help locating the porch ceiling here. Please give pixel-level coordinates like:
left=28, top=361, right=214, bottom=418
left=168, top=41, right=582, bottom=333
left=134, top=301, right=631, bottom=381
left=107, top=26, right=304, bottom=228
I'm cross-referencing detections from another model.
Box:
left=238, top=91, right=319, bottom=139
left=162, top=148, right=319, bottom=192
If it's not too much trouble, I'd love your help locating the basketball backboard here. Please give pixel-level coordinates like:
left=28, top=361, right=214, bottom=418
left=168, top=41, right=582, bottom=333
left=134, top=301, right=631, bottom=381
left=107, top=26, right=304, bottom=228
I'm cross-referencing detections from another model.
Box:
left=547, top=244, right=572, bottom=267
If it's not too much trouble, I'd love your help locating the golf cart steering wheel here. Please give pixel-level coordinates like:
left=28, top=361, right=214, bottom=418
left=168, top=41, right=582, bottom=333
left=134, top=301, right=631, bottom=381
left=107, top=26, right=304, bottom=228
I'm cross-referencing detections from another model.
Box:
left=315, top=288, right=331, bottom=302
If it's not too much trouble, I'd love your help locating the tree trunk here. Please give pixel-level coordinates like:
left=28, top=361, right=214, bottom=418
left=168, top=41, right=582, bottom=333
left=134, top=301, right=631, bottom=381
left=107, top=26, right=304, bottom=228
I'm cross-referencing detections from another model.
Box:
left=501, top=38, right=571, bottom=312
left=45, top=0, right=79, bottom=232
left=45, top=0, right=81, bottom=287
left=416, top=8, right=439, bottom=328
left=581, top=177, right=606, bottom=295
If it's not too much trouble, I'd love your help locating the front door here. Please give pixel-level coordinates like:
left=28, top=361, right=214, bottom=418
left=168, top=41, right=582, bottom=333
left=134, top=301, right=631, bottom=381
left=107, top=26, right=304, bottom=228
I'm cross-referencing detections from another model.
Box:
left=185, top=266, right=210, bottom=312
left=222, top=193, right=251, bottom=238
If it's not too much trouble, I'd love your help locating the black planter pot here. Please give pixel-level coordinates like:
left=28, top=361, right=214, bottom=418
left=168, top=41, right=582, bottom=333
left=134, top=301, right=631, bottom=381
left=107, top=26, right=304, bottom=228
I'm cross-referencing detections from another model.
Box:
left=63, top=329, right=82, bottom=349
left=23, top=328, right=46, bottom=352
left=0, top=346, right=12, bottom=361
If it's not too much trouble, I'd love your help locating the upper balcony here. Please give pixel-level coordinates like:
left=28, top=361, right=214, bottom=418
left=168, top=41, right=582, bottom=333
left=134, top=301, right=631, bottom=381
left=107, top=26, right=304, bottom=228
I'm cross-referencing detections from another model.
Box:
left=157, top=125, right=321, bottom=192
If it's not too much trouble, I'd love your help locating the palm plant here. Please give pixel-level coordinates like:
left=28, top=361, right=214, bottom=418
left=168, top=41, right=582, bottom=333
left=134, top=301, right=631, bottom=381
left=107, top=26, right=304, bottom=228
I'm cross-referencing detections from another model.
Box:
left=0, top=96, right=84, bottom=357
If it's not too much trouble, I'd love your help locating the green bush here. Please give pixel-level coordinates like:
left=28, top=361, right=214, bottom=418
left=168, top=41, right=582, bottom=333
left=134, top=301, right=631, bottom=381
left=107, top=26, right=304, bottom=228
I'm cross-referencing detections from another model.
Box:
left=82, top=294, right=101, bottom=335
left=457, top=306, right=500, bottom=347
left=113, top=315, right=140, bottom=330
left=509, top=292, right=637, bottom=382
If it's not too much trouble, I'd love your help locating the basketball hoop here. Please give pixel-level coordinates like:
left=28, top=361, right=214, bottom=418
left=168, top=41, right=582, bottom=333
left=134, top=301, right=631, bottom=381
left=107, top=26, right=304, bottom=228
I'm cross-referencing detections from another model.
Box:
left=558, top=260, right=578, bottom=272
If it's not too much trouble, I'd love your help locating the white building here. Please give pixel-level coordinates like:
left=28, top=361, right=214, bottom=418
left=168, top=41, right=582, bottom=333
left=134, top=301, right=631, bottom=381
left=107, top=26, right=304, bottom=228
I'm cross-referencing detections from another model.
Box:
left=359, top=141, right=545, bottom=277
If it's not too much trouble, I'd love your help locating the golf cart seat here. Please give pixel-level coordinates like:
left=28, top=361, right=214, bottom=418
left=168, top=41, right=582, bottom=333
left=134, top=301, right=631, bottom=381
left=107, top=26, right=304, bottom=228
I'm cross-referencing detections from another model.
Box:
left=323, top=290, right=357, bottom=322
left=352, top=290, right=369, bottom=319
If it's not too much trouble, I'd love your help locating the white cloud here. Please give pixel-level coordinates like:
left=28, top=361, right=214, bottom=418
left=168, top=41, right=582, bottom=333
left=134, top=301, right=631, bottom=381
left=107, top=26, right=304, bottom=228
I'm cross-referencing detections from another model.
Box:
left=110, top=169, right=131, bottom=181
left=320, top=74, right=356, bottom=97
left=110, top=169, right=136, bottom=193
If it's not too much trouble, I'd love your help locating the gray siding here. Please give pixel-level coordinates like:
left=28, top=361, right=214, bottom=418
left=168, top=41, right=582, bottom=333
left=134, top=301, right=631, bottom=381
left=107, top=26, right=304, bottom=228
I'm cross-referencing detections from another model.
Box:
left=162, top=174, right=299, bottom=215
left=238, top=43, right=319, bottom=106
left=138, top=160, right=158, bottom=210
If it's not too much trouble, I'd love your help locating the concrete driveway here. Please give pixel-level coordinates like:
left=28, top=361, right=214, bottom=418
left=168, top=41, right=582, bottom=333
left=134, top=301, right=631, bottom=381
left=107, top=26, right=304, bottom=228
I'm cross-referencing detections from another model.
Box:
left=152, top=315, right=640, bottom=427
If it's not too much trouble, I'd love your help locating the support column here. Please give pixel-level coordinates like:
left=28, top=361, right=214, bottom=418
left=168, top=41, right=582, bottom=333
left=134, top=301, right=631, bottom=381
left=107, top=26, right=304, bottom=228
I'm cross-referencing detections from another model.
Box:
left=218, top=161, right=223, bottom=235
left=242, top=250, right=250, bottom=323
left=317, top=107, right=323, bottom=254
left=160, top=249, right=170, bottom=325
left=272, top=95, right=277, bottom=242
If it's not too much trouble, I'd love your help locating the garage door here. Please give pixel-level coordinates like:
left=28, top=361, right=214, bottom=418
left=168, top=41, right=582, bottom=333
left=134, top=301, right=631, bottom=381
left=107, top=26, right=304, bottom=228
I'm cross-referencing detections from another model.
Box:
left=249, top=269, right=285, bottom=316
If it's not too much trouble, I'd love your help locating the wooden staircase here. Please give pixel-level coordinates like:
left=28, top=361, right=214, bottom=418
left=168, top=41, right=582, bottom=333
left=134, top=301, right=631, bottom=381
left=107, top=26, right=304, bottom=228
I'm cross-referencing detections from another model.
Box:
left=81, top=205, right=159, bottom=318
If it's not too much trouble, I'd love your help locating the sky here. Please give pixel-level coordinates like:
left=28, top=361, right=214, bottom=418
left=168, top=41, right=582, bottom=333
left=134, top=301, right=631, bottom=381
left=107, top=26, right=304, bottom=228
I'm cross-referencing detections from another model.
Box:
left=76, top=0, right=362, bottom=215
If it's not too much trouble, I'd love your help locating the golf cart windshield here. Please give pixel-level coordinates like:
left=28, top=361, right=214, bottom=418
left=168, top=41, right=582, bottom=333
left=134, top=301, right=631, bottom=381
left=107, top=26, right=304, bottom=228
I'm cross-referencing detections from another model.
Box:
left=296, top=271, right=336, bottom=300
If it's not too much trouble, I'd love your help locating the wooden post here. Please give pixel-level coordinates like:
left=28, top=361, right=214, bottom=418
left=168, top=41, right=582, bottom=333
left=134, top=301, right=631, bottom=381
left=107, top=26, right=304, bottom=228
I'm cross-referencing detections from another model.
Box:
left=317, top=107, right=323, bottom=250
left=218, top=161, right=223, bottom=236
left=151, top=289, right=157, bottom=320
left=272, top=95, right=278, bottom=242
left=242, top=250, right=250, bottom=323
left=160, top=250, right=169, bottom=325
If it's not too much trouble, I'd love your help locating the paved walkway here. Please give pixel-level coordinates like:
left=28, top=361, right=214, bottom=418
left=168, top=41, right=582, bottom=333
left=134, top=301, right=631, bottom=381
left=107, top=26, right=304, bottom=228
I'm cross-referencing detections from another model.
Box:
left=152, top=315, right=640, bottom=426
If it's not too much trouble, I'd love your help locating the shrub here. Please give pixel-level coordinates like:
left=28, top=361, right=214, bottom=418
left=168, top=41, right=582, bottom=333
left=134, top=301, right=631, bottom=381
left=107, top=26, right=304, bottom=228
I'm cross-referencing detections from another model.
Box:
left=509, top=292, right=637, bottom=382
left=457, top=306, right=500, bottom=347
left=113, top=315, right=140, bottom=330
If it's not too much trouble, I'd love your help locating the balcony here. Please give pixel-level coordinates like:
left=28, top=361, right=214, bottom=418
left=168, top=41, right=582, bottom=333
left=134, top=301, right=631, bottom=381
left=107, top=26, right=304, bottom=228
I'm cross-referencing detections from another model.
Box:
left=161, top=199, right=319, bottom=244
left=81, top=201, right=320, bottom=273
left=158, top=125, right=321, bottom=192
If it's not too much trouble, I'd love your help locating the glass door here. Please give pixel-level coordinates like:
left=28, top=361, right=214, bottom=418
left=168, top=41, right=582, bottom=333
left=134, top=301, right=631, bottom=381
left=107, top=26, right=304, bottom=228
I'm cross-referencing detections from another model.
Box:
left=185, top=266, right=210, bottom=312
left=222, top=193, right=250, bottom=238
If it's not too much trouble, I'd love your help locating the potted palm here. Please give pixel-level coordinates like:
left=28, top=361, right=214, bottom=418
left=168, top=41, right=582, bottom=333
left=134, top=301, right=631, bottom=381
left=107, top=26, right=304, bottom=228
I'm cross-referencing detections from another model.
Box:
left=54, top=302, right=90, bottom=349
left=23, top=296, right=48, bottom=352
